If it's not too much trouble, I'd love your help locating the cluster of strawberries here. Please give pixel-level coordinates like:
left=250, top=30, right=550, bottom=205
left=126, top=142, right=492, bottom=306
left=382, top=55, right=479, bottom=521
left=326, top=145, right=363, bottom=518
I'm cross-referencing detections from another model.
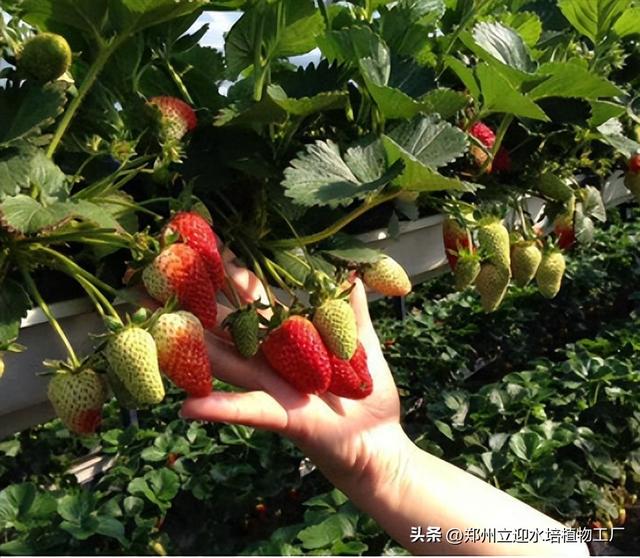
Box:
left=443, top=215, right=566, bottom=313
left=47, top=205, right=414, bottom=434
left=240, top=254, right=412, bottom=398
left=47, top=211, right=222, bottom=435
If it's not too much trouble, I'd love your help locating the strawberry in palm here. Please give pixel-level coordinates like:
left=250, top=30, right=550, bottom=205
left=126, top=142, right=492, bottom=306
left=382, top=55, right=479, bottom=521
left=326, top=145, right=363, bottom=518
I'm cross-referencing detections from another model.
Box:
left=143, top=243, right=217, bottom=330
left=328, top=343, right=373, bottom=399
left=152, top=311, right=213, bottom=397
left=261, top=316, right=332, bottom=394
left=164, top=211, right=225, bottom=291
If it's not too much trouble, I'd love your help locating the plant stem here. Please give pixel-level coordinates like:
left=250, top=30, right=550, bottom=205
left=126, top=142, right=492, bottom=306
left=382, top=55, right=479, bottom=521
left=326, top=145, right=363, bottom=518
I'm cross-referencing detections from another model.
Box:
left=262, top=256, right=297, bottom=299
left=165, top=59, right=195, bottom=105
left=47, top=38, right=123, bottom=158
left=94, top=196, right=162, bottom=219
left=236, top=238, right=277, bottom=308
left=266, top=257, right=304, bottom=288
left=75, top=275, right=106, bottom=319
left=252, top=13, right=267, bottom=102
left=76, top=275, right=122, bottom=323
left=266, top=190, right=401, bottom=249
left=19, top=265, right=80, bottom=368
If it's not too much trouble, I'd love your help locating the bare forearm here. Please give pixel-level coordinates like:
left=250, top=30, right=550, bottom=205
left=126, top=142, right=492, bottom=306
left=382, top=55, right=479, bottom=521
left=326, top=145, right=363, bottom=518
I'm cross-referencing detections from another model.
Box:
left=323, top=428, right=590, bottom=556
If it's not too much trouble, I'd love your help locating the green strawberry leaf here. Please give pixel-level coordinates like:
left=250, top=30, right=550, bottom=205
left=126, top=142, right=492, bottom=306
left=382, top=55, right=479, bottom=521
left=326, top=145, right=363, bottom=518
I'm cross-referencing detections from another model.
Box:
left=318, top=25, right=389, bottom=75
left=321, top=235, right=383, bottom=264
left=363, top=81, right=426, bottom=120
left=588, top=100, right=625, bottom=127
left=0, top=280, right=31, bottom=349
left=225, top=0, right=323, bottom=78
left=28, top=151, right=69, bottom=205
left=95, top=516, right=127, bottom=545
left=266, top=85, right=349, bottom=117
left=613, top=7, right=640, bottom=37
left=282, top=138, right=402, bottom=208
left=420, top=88, right=468, bottom=119
left=382, top=135, right=473, bottom=191
left=386, top=115, right=468, bottom=169
left=0, top=195, right=72, bottom=234
left=472, top=21, right=534, bottom=73
left=527, top=61, right=623, bottom=100
left=378, top=0, right=445, bottom=57
left=0, top=147, right=68, bottom=204
left=57, top=492, right=96, bottom=525
left=476, top=64, right=549, bottom=121
left=558, top=0, right=627, bottom=44
left=444, top=55, right=481, bottom=101
left=0, top=148, right=33, bottom=200
left=297, top=513, right=356, bottom=550
left=0, top=484, right=56, bottom=531
left=0, top=82, right=67, bottom=147
left=500, top=12, right=543, bottom=47
left=22, top=0, right=208, bottom=37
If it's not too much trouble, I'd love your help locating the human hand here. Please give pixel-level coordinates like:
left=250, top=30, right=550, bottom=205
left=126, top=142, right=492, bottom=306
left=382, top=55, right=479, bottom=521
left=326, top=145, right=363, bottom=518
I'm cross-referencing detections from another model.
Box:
left=180, top=249, right=407, bottom=488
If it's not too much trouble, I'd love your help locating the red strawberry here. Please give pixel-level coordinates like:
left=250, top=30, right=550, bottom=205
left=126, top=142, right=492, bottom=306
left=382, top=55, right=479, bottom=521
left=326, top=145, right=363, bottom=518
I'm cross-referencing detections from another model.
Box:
left=143, top=244, right=217, bottom=329
left=261, top=316, right=332, bottom=394
left=554, top=213, right=575, bottom=250
left=148, top=96, right=197, bottom=140
left=442, top=217, right=474, bottom=270
left=493, top=147, right=512, bottom=173
left=328, top=343, right=373, bottom=399
left=165, top=211, right=225, bottom=290
left=468, top=122, right=511, bottom=173
left=624, top=153, right=640, bottom=201
left=151, top=311, right=213, bottom=397
left=469, top=122, right=496, bottom=148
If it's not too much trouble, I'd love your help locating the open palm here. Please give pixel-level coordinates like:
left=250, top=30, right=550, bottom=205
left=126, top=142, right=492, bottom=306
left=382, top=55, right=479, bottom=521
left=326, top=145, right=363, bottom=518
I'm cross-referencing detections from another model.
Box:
left=180, top=251, right=403, bottom=480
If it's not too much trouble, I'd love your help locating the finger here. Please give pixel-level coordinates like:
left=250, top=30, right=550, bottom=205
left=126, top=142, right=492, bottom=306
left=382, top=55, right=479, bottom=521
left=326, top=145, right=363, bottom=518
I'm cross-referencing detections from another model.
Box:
left=349, top=279, right=380, bottom=350
left=205, top=334, right=269, bottom=391
left=221, top=246, right=269, bottom=306
left=181, top=391, right=289, bottom=433
left=205, top=333, right=315, bottom=401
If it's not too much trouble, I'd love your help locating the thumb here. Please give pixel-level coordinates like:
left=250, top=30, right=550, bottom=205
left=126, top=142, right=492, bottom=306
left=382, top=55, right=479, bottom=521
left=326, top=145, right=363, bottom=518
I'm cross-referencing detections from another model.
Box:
left=349, top=279, right=381, bottom=354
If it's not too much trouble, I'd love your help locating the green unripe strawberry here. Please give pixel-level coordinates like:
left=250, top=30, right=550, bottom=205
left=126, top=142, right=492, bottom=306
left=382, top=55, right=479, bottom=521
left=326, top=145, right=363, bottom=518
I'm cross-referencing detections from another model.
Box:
left=105, top=327, right=165, bottom=406
left=454, top=251, right=481, bottom=291
left=19, top=33, right=72, bottom=82
left=230, top=308, right=260, bottom=358
left=511, top=241, right=542, bottom=287
left=362, top=256, right=411, bottom=297
left=313, top=299, right=358, bottom=360
left=536, top=250, right=566, bottom=299
left=106, top=366, right=144, bottom=410
left=475, top=263, right=510, bottom=313
left=47, top=368, right=106, bottom=435
left=477, top=219, right=510, bottom=270
left=538, top=173, right=574, bottom=202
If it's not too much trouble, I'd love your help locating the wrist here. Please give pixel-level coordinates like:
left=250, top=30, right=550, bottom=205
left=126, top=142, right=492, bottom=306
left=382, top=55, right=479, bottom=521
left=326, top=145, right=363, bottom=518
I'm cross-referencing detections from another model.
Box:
left=318, top=423, right=415, bottom=509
